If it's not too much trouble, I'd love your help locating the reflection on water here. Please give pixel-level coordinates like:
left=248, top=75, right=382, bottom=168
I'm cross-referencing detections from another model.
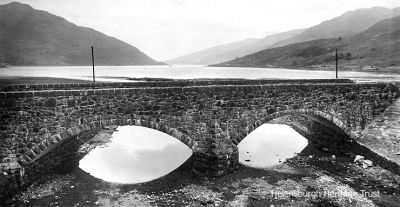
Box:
left=79, top=126, right=192, bottom=184
left=238, top=124, right=308, bottom=168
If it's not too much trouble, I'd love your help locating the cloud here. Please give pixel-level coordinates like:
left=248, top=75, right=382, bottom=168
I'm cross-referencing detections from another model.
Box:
left=1, top=0, right=399, bottom=60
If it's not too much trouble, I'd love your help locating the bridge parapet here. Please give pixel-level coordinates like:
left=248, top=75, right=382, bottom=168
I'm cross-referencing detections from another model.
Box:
left=1, top=79, right=353, bottom=91
left=0, top=80, right=399, bottom=199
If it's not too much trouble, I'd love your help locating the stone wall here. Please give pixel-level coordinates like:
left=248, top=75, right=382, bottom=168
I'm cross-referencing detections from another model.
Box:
left=1, top=79, right=353, bottom=91
left=1, top=82, right=398, bottom=170
left=0, top=129, right=101, bottom=204
left=0, top=80, right=399, bottom=202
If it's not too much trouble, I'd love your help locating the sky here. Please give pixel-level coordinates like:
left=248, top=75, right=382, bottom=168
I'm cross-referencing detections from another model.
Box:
left=1, top=0, right=400, bottom=61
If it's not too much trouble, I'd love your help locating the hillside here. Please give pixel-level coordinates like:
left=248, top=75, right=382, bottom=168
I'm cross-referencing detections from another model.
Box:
left=364, top=15, right=400, bottom=34
left=166, top=28, right=305, bottom=65
left=165, top=38, right=259, bottom=65
left=0, top=2, right=162, bottom=66
left=272, top=7, right=400, bottom=48
left=214, top=15, right=400, bottom=69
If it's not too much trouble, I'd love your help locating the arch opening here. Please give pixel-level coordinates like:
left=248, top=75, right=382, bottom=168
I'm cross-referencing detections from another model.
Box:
left=237, top=112, right=353, bottom=168
left=238, top=123, right=308, bottom=168
left=79, top=125, right=193, bottom=184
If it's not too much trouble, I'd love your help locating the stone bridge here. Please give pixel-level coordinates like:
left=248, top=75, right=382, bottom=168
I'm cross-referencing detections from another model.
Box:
left=0, top=79, right=399, bottom=200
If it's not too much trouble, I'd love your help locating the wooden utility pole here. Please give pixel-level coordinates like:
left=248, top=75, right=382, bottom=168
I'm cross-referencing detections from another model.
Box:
left=335, top=48, right=338, bottom=79
left=91, top=46, right=95, bottom=83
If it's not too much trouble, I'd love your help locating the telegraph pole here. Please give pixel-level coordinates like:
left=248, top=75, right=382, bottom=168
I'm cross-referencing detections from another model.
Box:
left=335, top=48, right=338, bottom=79
left=91, top=46, right=95, bottom=83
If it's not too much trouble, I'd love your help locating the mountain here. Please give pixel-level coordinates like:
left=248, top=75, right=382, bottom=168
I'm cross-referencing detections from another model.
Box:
left=165, top=38, right=259, bottom=65
left=214, top=15, right=400, bottom=69
left=363, top=14, right=400, bottom=34
left=272, top=7, right=400, bottom=48
left=166, top=28, right=305, bottom=65
left=168, top=6, right=400, bottom=66
left=0, top=2, right=162, bottom=66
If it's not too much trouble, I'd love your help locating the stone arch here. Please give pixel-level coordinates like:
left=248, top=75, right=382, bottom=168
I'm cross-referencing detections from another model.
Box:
left=232, top=109, right=354, bottom=145
left=104, top=117, right=198, bottom=150
left=20, top=117, right=197, bottom=166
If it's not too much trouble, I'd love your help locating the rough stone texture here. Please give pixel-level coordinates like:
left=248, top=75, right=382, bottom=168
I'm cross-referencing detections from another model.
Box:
left=269, top=114, right=351, bottom=148
left=0, top=130, right=100, bottom=202
left=0, top=154, right=24, bottom=202
left=0, top=79, right=399, bottom=201
left=361, top=97, right=400, bottom=174
left=0, top=79, right=353, bottom=92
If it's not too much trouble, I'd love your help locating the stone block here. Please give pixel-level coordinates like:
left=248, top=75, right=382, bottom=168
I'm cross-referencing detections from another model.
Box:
left=38, top=142, right=47, bottom=150
left=86, top=90, right=94, bottom=96
left=134, top=119, right=141, bottom=126
left=72, top=90, right=80, bottom=96
left=67, top=99, right=76, bottom=107
left=29, top=149, right=37, bottom=158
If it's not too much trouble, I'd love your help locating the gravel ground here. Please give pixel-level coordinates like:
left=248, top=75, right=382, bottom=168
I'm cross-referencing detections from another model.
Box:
left=8, top=128, right=400, bottom=207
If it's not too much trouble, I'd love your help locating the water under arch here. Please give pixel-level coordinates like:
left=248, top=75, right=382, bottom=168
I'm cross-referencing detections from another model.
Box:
left=79, top=126, right=193, bottom=184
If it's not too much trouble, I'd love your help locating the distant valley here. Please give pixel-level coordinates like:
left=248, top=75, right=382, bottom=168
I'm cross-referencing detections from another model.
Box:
left=166, top=28, right=306, bottom=65
left=1, top=2, right=399, bottom=70
left=213, top=7, right=400, bottom=70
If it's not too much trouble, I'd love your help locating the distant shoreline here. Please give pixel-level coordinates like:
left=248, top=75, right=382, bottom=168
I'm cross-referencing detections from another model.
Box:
left=0, top=76, right=93, bottom=86
left=2, top=64, right=399, bottom=74
left=1, top=65, right=399, bottom=86
left=209, top=65, right=400, bottom=74
left=0, top=76, right=281, bottom=86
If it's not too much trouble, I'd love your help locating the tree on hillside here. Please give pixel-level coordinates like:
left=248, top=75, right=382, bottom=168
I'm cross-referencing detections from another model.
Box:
left=345, top=52, right=352, bottom=63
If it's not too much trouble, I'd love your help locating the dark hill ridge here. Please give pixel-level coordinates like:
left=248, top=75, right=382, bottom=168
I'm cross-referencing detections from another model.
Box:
left=272, top=7, right=400, bottom=48
left=364, top=15, right=400, bottom=34
left=214, top=15, right=400, bottom=69
left=0, top=2, right=162, bottom=66
left=168, top=6, right=400, bottom=66
left=273, top=7, right=400, bottom=47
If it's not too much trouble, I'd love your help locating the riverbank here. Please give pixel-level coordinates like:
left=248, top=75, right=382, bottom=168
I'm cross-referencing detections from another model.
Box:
left=0, top=76, right=94, bottom=86
left=208, top=64, right=400, bottom=74
left=7, top=127, right=400, bottom=207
